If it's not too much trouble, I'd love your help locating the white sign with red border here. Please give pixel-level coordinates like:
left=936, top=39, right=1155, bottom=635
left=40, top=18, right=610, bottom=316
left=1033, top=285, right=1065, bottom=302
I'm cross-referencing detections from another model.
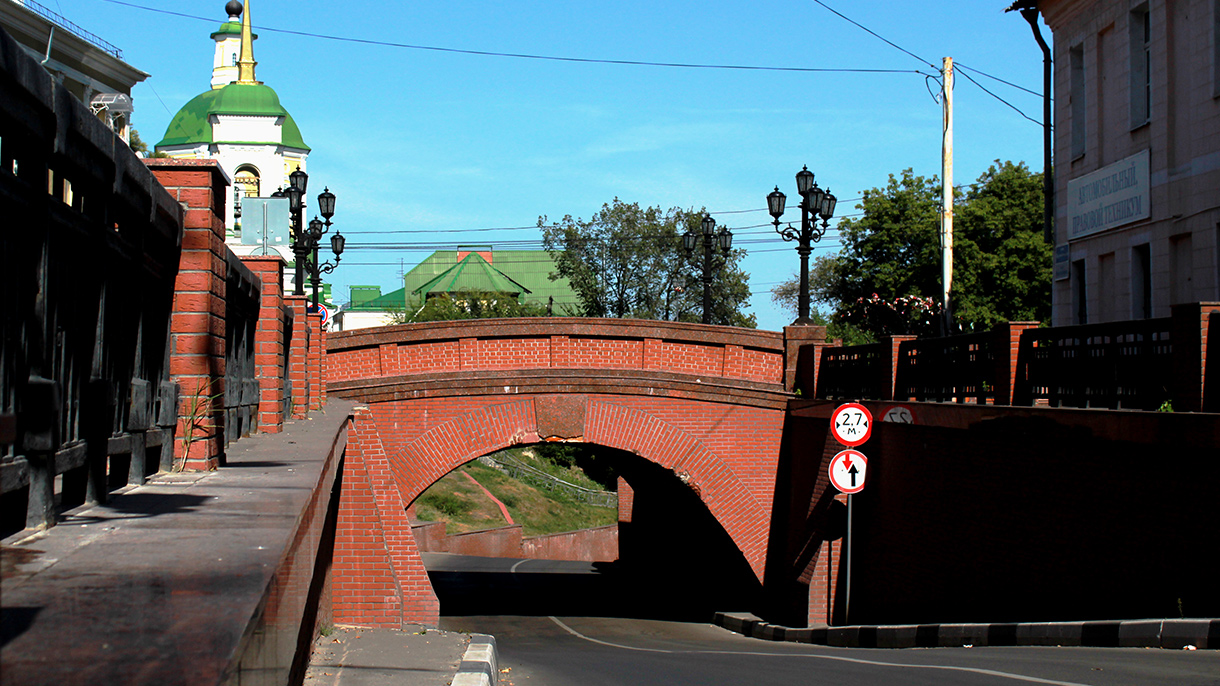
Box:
left=881, top=405, right=915, bottom=424
left=829, top=449, right=868, bottom=494
left=830, top=402, right=873, bottom=447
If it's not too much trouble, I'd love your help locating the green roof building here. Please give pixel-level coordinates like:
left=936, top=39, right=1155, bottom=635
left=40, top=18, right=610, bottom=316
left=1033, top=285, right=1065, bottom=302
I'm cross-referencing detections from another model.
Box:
left=336, top=248, right=580, bottom=330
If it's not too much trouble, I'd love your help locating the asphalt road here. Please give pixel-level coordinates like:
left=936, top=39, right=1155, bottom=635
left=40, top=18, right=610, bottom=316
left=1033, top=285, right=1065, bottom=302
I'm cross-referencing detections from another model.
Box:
left=427, top=554, right=1220, bottom=686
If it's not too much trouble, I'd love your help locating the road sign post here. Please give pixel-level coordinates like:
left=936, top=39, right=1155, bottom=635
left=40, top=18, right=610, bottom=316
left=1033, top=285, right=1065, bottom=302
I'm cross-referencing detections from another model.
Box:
left=830, top=403, right=872, bottom=626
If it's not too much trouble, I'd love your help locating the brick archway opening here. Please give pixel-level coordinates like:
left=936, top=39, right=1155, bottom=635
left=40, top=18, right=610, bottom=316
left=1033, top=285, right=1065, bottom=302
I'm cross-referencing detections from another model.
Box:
left=417, top=442, right=763, bottom=621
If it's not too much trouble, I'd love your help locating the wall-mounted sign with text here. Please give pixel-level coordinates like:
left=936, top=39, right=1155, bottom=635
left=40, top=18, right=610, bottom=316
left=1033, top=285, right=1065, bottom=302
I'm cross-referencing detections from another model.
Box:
left=1066, top=149, right=1150, bottom=241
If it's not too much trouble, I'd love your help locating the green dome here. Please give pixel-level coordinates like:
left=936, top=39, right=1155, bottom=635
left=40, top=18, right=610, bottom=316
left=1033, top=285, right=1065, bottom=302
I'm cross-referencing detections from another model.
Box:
left=210, top=21, right=247, bottom=39
left=156, top=83, right=309, bottom=151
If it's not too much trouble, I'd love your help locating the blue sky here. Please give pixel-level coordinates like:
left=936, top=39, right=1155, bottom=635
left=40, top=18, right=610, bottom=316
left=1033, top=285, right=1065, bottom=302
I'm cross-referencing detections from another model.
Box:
left=69, top=0, right=1049, bottom=331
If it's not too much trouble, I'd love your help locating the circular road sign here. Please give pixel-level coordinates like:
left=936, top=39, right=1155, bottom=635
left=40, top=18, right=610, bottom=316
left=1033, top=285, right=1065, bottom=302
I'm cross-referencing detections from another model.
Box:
left=829, top=449, right=868, bottom=494
left=830, top=402, right=873, bottom=447
left=881, top=405, right=915, bottom=424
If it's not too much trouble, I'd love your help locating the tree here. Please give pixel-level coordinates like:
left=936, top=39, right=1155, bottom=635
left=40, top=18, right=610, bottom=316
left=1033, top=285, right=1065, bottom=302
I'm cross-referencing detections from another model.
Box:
left=388, top=290, right=550, bottom=323
left=771, top=161, right=1051, bottom=339
left=540, top=199, right=755, bottom=327
left=128, top=128, right=169, bottom=158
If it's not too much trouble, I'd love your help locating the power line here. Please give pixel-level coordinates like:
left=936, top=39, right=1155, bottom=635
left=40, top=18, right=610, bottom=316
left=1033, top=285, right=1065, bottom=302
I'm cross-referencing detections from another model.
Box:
left=809, top=1, right=1043, bottom=125
left=103, top=0, right=927, bottom=77
left=954, top=62, right=1043, bottom=99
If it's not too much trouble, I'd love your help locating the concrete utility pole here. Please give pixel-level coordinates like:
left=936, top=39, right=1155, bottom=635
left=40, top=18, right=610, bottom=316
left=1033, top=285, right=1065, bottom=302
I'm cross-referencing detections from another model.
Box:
left=941, top=56, right=954, bottom=336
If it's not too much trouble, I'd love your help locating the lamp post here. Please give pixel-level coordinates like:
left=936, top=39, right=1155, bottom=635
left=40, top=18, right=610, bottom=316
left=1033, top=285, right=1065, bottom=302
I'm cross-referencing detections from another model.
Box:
left=683, top=213, right=733, bottom=325
left=304, top=187, right=344, bottom=309
left=279, top=167, right=309, bottom=296
left=767, top=165, right=837, bottom=325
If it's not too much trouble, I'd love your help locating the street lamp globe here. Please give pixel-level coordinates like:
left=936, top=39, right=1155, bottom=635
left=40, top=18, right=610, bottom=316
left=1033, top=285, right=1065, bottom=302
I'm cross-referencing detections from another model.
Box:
left=701, top=214, right=716, bottom=236
left=796, top=165, right=815, bottom=196
left=317, top=187, right=336, bottom=220
left=767, top=186, right=786, bottom=221
left=289, top=167, right=308, bottom=194
left=330, top=231, right=346, bottom=256
left=820, top=190, right=837, bottom=220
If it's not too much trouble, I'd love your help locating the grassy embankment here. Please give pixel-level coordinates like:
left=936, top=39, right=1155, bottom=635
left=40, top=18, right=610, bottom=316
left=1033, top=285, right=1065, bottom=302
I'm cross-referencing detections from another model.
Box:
left=413, top=448, right=617, bottom=536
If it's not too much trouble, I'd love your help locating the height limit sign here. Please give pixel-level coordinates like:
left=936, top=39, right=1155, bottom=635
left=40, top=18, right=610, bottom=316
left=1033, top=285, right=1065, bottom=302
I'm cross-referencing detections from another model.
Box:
left=830, top=403, right=872, bottom=447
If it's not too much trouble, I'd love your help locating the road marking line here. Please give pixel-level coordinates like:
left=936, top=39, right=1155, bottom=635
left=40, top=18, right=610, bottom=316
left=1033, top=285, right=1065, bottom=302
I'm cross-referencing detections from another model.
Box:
left=510, top=559, right=529, bottom=573
left=547, top=617, right=1094, bottom=685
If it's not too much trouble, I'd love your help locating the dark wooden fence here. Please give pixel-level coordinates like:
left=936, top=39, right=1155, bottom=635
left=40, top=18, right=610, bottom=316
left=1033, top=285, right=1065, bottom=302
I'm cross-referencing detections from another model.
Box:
left=813, top=310, right=1215, bottom=411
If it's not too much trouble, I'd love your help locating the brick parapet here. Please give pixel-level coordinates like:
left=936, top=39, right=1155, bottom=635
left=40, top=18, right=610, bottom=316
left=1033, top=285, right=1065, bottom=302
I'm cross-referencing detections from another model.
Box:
left=285, top=296, right=311, bottom=419
left=1171, top=302, right=1219, bottom=413
left=783, top=325, right=827, bottom=393
left=243, top=256, right=287, bottom=432
left=329, top=318, right=788, bottom=388
left=308, top=311, right=324, bottom=411
left=992, top=322, right=1040, bottom=405
left=151, top=161, right=230, bottom=470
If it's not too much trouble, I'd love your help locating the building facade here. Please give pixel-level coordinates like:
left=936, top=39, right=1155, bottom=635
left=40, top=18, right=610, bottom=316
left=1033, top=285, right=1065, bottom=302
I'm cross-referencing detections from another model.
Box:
left=1040, top=0, right=1220, bottom=324
left=0, top=0, right=148, bottom=143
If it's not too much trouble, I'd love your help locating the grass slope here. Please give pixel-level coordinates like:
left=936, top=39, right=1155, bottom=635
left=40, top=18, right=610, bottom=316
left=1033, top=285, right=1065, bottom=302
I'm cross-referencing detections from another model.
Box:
left=414, top=459, right=617, bottom=537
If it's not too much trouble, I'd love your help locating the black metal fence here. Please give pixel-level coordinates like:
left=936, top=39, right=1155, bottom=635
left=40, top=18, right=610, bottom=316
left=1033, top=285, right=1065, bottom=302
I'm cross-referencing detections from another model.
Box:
left=1012, top=318, right=1173, bottom=410
left=815, top=314, right=1199, bottom=411
left=895, top=330, right=997, bottom=403
left=1, top=29, right=182, bottom=532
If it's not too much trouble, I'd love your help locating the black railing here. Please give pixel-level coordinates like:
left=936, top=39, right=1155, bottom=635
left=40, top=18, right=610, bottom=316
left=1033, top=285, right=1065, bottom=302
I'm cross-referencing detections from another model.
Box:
left=895, top=330, right=997, bottom=403
left=815, top=342, right=889, bottom=400
left=1013, top=318, right=1173, bottom=410
left=1, top=30, right=179, bottom=532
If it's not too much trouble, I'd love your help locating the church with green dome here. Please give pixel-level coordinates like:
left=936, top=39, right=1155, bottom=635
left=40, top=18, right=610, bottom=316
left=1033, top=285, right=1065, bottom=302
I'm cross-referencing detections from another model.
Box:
left=155, top=0, right=310, bottom=234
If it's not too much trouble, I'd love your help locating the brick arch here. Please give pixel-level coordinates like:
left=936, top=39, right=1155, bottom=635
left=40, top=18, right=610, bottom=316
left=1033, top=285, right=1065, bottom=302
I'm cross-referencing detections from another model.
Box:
left=387, top=396, right=770, bottom=581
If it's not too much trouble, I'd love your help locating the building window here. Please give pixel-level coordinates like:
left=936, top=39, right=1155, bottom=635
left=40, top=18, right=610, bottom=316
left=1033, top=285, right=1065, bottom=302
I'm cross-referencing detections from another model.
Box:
left=1131, top=243, right=1152, bottom=319
left=1071, top=44, right=1087, bottom=159
left=1215, top=1, right=1220, bottom=97
left=1098, top=252, right=1115, bottom=322
left=1169, top=233, right=1194, bottom=304
left=1130, top=5, right=1151, bottom=127
left=1072, top=259, right=1088, bottom=324
left=231, top=53, right=238, bottom=66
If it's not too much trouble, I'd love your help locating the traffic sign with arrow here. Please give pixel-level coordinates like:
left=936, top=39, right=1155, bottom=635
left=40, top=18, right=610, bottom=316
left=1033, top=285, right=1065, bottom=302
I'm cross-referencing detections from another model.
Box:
left=829, top=449, right=868, bottom=494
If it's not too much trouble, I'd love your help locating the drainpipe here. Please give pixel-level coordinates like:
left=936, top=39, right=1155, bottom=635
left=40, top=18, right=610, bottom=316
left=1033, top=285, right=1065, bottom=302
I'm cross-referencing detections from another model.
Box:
left=41, top=25, right=55, bottom=65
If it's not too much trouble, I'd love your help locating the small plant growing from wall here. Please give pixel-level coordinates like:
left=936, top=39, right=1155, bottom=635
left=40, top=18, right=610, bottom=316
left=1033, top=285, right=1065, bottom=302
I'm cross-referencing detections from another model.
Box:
left=178, top=379, right=222, bottom=470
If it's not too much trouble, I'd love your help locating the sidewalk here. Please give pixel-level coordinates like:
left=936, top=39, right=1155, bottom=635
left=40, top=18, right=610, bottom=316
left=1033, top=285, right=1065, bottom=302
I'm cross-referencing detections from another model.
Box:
left=305, top=627, right=497, bottom=686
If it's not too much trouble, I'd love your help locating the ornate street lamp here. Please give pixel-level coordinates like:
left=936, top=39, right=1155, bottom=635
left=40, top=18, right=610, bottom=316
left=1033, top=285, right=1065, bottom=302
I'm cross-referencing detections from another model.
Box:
left=768, top=165, right=837, bottom=325
left=304, top=186, right=344, bottom=308
left=684, top=213, right=734, bottom=325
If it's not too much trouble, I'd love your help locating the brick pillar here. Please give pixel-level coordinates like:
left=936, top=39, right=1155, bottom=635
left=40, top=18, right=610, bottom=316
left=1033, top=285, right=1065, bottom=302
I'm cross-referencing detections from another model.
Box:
left=285, top=296, right=311, bottom=419
left=881, top=335, right=916, bottom=401
left=333, top=406, right=440, bottom=627
left=242, top=256, right=287, bottom=432
left=318, top=320, right=328, bottom=407
left=783, top=325, right=828, bottom=394
left=991, top=321, right=1040, bottom=405
left=308, top=309, right=324, bottom=410
left=148, top=160, right=229, bottom=471
left=1171, top=302, right=1220, bottom=413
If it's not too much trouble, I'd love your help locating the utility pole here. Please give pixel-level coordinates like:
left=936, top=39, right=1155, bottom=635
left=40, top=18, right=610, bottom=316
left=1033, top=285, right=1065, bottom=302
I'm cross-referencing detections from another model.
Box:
left=941, top=56, right=954, bottom=336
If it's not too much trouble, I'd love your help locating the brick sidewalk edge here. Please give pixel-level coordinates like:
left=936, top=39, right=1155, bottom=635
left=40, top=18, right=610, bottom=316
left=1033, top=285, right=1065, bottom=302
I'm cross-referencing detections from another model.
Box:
left=452, top=634, right=498, bottom=686
left=713, top=612, right=1220, bottom=650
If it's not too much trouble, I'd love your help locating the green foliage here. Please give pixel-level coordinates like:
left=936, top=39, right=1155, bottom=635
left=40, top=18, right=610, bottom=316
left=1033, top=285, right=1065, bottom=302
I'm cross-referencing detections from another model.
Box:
left=540, top=199, right=755, bottom=327
left=419, top=491, right=466, bottom=517
left=393, top=289, right=550, bottom=323
left=526, top=443, right=619, bottom=492
left=773, top=161, right=1051, bottom=339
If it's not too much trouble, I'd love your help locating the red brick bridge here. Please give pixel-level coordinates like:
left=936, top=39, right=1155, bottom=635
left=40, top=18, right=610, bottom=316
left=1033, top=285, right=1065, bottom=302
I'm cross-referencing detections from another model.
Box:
left=326, top=318, right=824, bottom=624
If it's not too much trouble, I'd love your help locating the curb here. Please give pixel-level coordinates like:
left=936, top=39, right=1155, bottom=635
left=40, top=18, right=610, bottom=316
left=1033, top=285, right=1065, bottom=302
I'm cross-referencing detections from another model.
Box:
left=452, top=634, right=498, bottom=686
left=713, top=612, right=1219, bottom=650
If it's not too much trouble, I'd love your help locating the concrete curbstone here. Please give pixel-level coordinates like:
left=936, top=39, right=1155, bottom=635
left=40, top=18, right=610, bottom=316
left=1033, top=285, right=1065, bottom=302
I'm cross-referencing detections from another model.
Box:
left=713, top=611, right=1217, bottom=651
left=452, top=634, right=498, bottom=686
